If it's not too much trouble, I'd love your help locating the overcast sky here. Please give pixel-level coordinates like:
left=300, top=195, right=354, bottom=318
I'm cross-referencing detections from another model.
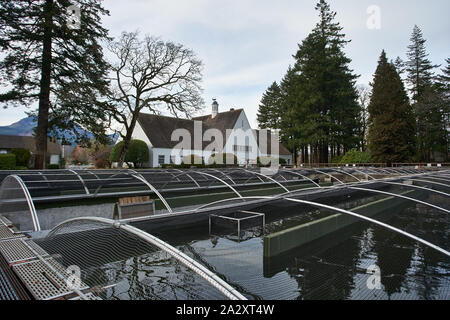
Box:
left=1, top=0, right=449, bottom=129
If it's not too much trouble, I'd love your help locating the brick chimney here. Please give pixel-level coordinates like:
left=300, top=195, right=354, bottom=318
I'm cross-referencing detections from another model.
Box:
left=212, top=98, right=218, bottom=118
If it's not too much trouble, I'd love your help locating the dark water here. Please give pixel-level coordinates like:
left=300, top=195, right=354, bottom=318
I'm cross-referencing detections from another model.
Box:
left=153, top=194, right=450, bottom=300
left=49, top=192, right=449, bottom=300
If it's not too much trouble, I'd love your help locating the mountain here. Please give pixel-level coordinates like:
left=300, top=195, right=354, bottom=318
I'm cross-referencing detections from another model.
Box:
left=0, top=117, right=36, bottom=136
left=0, top=116, right=119, bottom=146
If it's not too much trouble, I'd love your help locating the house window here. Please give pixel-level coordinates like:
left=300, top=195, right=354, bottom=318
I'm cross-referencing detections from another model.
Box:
left=158, top=155, right=165, bottom=165
left=233, top=145, right=252, bottom=152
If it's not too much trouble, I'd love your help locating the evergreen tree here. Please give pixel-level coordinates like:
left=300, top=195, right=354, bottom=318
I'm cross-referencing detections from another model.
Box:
left=405, top=25, right=438, bottom=102
left=278, top=67, right=300, bottom=161
left=289, top=0, right=360, bottom=163
left=368, top=51, right=416, bottom=164
left=405, top=25, right=446, bottom=161
left=0, top=0, right=110, bottom=168
left=437, top=58, right=450, bottom=98
left=257, top=81, right=283, bottom=130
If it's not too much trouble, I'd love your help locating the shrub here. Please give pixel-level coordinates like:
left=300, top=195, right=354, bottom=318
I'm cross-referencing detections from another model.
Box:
left=0, top=154, right=16, bottom=170
left=10, top=149, right=31, bottom=168
left=339, top=149, right=372, bottom=164
left=47, top=164, right=60, bottom=169
left=92, top=145, right=111, bottom=169
left=208, top=153, right=237, bottom=166
left=71, top=146, right=89, bottom=165
left=14, top=166, right=29, bottom=170
left=110, top=140, right=149, bottom=168
left=257, top=156, right=278, bottom=167
left=182, top=154, right=204, bottom=166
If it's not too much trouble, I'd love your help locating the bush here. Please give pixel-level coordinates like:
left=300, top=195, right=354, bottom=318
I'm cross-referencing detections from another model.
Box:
left=71, top=146, right=89, bottom=165
left=14, top=166, right=29, bottom=170
left=208, top=153, right=237, bottom=166
left=47, top=164, right=60, bottom=169
left=0, top=154, right=16, bottom=170
left=339, top=149, right=372, bottom=164
left=110, top=140, right=149, bottom=168
left=92, top=145, right=111, bottom=169
left=257, top=156, right=279, bottom=167
left=10, top=149, right=31, bottom=168
left=95, top=158, right=110, bottom=169
left=182, top=154, right=205, bottom=166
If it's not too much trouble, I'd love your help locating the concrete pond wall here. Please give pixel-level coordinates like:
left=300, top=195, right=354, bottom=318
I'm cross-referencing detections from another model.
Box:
left=263, top=190, right=421, bottom=257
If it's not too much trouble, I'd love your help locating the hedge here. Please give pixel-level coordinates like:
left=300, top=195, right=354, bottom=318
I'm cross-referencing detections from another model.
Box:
left=208, top=153, right=238, bottom=165
left=110, top=140, right=149, bottom=167
left=10, top=148, right=31, bottom=168
left=0, top=154, right=16, bottom=170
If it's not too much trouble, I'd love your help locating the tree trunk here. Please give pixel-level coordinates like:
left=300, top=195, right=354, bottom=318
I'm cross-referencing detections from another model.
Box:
left=35, top=0, right=53, bottom=169
left=118, top=113, right=139, bottom=168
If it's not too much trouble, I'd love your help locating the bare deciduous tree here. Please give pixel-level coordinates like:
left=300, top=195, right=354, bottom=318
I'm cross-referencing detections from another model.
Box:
left=357, top=84, right=370, bottom=151
left=107, top=31, right=204, bottom=167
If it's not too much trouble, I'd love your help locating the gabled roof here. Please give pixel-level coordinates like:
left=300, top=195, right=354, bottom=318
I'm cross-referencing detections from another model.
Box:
left=137, top=110, right=292, bottom=156
left=137, top=113, right=210, bottom=149
left=0, top=135, right=61, bottom=155
left=192, top=108, right=243, bottom=141
left=137, top=110, right=243, bottom=150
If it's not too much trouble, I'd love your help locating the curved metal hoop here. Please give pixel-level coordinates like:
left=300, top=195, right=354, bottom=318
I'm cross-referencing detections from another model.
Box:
left=283, top=197, right=450, bottom=257
left=9, top=175, right=41, bottom=232
left=47, top=217, right=247, bottom=300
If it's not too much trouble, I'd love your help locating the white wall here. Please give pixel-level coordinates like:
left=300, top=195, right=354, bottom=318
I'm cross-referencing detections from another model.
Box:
left=49, top=154, right=60, bottom=165
left=115, top=121, right=154, bottom=167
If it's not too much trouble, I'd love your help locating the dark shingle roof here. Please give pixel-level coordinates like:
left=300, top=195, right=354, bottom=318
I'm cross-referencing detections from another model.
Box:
left=137, top=114, right=208, bottom=149
left=0, top=135, right=61, bottom=155
left=137, top=111, right=243, bottom=150
left=192, top=108, right=243, bottom=141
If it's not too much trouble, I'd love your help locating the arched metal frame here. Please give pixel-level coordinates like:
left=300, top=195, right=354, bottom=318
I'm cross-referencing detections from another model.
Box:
left=2, top=167, right=449, bottom=232
left=8, top=175, right=41, bottom=232
left=329, top=168, right=362, bottom=182
left=278, top=169, right=321, bottom=188
left=302, top=168, right=345, bottom=184
left=367, top=180, right=450, bottom=198
left=283, top=197, right=450, bottom=257
left=193, top=196, right=273, bottom=213
left=47, top=217, right=247, bottom=300
left=67, top=169, right=90, bottom=195
left=234, top=168, right=290, bottom=193
left=193, top=171, right=243, bottom=198
left=347, top=168, right=378, bottom=181
left=347, top=186, right=450, bottom=214
left=405, top=179, right=450, bottom=189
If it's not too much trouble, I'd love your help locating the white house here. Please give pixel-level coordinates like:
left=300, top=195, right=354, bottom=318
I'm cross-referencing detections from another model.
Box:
left=116, top=100, right=292, bottom=167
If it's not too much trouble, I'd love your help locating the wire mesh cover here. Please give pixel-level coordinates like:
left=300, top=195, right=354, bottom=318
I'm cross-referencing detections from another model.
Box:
left=210, top=211, right=264, bottom=240
left=34, top=219, right=229, bottom=300
left=0, top=176, right=36, bottom=231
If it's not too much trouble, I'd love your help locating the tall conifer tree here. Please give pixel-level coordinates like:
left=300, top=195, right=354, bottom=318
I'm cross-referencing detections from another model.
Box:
left=289, top=0, right=360, bottom=162
left=0, top=0, right=110, bottom=168
left=368, top=51, right=416, bottom=164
